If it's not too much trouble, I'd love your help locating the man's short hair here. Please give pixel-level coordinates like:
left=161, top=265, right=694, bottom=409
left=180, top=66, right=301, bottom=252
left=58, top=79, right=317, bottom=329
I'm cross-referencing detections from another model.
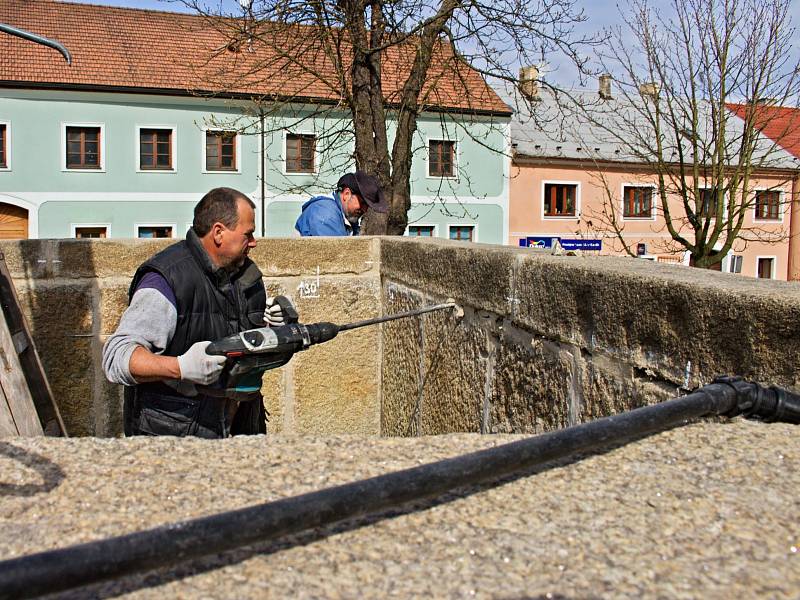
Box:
left=193, top=188, right=255, bottom=236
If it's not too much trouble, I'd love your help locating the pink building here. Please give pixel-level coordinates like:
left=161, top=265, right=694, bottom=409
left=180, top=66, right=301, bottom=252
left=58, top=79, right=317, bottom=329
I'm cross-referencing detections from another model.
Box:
left=508, top=84, right=800, bottom=280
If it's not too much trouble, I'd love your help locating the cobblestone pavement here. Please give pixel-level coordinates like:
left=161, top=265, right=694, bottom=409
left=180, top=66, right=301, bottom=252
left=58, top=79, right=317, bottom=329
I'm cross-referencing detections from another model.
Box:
left=0, top=419, right=798, bottom=599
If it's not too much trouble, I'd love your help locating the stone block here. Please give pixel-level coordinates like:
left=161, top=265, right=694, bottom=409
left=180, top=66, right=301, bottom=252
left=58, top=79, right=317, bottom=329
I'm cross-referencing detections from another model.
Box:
left=513, top=253, right=800, bottom=389
left=490, top=332, right=572, bottom=434
left=291, top=278, right=382, bottom=435
left=98, top=282, right=131, bottom=335
left=380, top=238, right=516, bottom=315
left=381, top=287, right=424, bottom=436
left=260, top=368, right=286, bottom=435
left=62, top=239, right=175, bottom=279
left=249, top=237, right=378, bottom=277
left=418, top=308, right=485, bottom=435
left=15, top=282, right=96, bottom=435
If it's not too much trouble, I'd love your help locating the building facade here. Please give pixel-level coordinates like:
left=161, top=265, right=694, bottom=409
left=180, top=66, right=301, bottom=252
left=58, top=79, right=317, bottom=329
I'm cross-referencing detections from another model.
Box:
left=0, top=0, right=510, bottom=242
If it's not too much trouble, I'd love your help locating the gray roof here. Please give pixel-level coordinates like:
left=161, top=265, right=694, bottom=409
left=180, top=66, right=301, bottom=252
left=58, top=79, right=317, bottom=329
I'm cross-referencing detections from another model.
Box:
left=500, top=83, right=800, bottom=170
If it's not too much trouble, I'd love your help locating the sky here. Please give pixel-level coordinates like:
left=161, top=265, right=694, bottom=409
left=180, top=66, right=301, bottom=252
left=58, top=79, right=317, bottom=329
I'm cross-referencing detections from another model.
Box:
left=50, top=0, right=800, bottom=88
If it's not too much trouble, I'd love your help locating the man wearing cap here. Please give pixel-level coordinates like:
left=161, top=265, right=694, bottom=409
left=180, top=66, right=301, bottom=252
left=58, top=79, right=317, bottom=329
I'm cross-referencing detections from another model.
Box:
left=295, top=171, right=388, bottom=236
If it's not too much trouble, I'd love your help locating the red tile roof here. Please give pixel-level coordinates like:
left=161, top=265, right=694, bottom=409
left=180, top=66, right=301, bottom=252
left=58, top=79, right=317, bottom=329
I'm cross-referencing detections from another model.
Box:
left=0, top=0, right=511, bottom=115
left=727, top=103, right=800, bottom=159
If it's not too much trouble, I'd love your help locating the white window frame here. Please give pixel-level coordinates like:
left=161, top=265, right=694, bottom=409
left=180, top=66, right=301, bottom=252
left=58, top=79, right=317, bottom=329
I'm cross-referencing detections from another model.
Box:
left=405, top=223, right=439, bottom=237
left=0, top=120, right=11, bottom=172
left=71, top=223, right=112, bottom=238
left=136, top=125, right=178, bottom=173
left=202, top=128, right=241, bottom=174
left=135, top=223, right=177, bottom=239
left=752, top=187, right=784, bottom=223
left=61, top=122, right=106, bottom=172
left=447, top=223, right=478, bottom=243
left=755, top=255, right=777, bottom=279
left=425, top=137, right=459, bottom=180
left=541, top=180, right=581, bottom=220
left=620, top=183, right=656, bottom=221
left=282, top=130, right=319, bottom=175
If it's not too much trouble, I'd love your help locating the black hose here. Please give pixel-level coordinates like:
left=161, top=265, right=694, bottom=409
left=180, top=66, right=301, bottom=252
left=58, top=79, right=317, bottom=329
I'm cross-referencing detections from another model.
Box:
left=0, top=377, right=796, bottom=599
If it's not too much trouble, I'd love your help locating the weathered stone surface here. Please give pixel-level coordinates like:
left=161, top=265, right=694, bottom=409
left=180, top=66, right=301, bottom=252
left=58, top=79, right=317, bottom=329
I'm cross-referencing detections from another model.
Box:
left=250, top=237, right=379, bottom=277
left=418, top=308, right=485, bottom=434
left=292, top=278, right=382, bottom=435
left=491, top=331, right=572, bottom=433
left=59, top=239, right=174, bottom=279
left=98, top=281, right=131, bottom=335
left=14, top=282, right=96, bottom=435
left=513, top=253, right=800, bottom=389
left=380, top=237, right=516, bottom=315
left=1, top=421, right=797, bottom=598
left=381, top=286, right=424, bottom=436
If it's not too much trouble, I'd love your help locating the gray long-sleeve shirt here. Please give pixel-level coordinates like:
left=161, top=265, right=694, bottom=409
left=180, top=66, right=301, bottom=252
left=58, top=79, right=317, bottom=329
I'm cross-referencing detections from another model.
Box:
left=102, top=274, right=177, bottom=386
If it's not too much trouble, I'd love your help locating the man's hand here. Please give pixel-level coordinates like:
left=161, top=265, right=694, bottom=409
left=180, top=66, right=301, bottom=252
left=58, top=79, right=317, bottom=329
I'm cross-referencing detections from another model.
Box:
left=177, top=341, right=227, bottom=385
left=264, top=296, right=296, bottom=327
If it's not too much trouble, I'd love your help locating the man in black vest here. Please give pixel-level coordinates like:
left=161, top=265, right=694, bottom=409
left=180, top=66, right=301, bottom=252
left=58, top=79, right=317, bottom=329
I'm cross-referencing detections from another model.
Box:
left=103, top=187, right=287, bottom=438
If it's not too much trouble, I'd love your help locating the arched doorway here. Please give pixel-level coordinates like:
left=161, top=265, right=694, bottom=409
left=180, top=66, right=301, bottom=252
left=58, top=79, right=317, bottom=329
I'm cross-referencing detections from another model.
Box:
left=0, top=203, right=28, bottom=239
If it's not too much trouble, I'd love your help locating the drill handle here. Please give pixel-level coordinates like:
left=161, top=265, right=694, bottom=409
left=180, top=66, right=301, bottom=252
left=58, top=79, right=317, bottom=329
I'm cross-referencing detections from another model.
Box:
left=272, top=295, right=298, bottom=324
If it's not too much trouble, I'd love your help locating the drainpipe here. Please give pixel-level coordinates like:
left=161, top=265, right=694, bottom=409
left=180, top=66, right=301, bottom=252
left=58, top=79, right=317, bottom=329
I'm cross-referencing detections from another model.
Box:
left=787, top=173, right=800, bottom=280
left=259, top=107, right=266, bottom=238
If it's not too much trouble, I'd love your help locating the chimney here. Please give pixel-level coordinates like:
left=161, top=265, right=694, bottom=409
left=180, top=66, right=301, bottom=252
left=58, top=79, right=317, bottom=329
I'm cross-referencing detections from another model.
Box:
left=519, top=65, right=541, bottom=101
left=598, top=74, right=613, bottom=100
left=639, top=82, right=660, bottom=98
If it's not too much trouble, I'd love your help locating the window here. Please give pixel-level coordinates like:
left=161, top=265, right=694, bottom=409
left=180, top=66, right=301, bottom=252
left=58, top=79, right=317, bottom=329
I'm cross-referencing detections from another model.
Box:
left=449, top=225, right=474, bottom=241
left=408, top=225, right=435, bottom=237
left=66, top=126, right=101, bottom=169
left=623, top=186, right=653, bottom=218
left=757, top=257, right=774, bottom=279
left=729, top=255, right=743, bottom=274
left=0, top=124, right=6, bottom=168
left=698, top=188, right=720, bottom=218
left=286, top=133, right=315, bottom=173
left=544, top=183, right=577, bottom=217
left=206, top=131, right=237, bottom=171
left=139, top=128, right=173, bottom=170
left=75, top=226, right=107, bottom=238
left=137, top=226, right=173, bottom=239
left=429, top=140, right=456, bottom=177
left=755, top=190, right=781, bottom=221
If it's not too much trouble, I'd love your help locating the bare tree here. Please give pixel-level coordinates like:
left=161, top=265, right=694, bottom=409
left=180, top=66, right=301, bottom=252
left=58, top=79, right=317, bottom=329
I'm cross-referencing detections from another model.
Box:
left=177, top=0, right=590, bottom=234
left=565, top=0, right=800, bottom=268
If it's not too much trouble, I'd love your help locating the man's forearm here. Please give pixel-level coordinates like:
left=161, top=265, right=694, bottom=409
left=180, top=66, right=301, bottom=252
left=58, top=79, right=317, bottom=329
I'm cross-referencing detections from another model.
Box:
left=129, top=346, right=181, bottom=382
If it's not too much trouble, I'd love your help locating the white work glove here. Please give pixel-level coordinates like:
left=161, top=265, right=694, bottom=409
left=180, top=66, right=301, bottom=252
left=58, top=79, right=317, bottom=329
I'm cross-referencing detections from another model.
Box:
left=176, top=341, right=227, bottom=385
left=264, top=296, right=293, bottom=327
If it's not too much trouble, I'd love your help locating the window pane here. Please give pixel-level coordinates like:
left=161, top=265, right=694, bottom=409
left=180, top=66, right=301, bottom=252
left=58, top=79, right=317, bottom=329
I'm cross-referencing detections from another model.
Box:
left=286, top=134, right=314, bottom=173
left=624, top=186, right=652, bottom=217
left=75, top=227, right=107, bottom=238
left=449, top=226, right=473, bottom=241
left=0, top=124, right=6, bottom=168
left=138, top=226, right=173, bottom=239
left=544, top=183, right=577, bottom=216
left=409, top=225, right=435, bottom=237
left=757, top=257, right=773, bottom=279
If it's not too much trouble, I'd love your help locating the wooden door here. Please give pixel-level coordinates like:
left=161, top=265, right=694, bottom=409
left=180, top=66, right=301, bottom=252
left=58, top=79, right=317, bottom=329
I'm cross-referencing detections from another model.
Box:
left=0, top=203, right=28, bottom=239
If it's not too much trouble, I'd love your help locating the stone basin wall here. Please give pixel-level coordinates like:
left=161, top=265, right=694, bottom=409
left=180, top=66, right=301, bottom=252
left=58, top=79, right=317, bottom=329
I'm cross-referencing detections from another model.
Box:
left=2, top=237, right=799, bottom=437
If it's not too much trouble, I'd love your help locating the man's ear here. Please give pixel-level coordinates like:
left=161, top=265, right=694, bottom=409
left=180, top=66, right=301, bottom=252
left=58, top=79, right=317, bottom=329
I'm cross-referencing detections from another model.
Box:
left=211, top=222, right=226, bottom=245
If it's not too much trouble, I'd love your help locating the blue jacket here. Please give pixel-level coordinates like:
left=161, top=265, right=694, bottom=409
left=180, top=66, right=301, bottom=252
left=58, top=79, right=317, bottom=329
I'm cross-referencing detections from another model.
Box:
left=295, top=192, right=358, bottom=236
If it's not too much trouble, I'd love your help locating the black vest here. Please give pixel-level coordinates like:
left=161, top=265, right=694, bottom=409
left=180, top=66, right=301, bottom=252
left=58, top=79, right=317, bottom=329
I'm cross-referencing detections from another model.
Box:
left=129, top=231, right=266, bottom=356
left=125, top=230, right=266, bottom=437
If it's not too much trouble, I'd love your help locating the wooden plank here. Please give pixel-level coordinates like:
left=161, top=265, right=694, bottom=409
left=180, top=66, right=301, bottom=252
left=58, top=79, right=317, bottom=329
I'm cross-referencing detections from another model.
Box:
left=0, top=318, right=42, bottom=435
left=0, top=253, right=66, bottom=436
left=0, top=385, right=18, bottom=436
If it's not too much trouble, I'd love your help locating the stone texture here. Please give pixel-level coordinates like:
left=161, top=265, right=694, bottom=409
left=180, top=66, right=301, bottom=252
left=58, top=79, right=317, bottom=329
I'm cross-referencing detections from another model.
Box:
left=292, top=278, right=382, bottom=435
left=15, top=282, right=96, bottom=435
left=380, top=286, right=424, bottom=436
left=250, top=237, right=379, bottom=277
left=512, top=252, right=800, bottom=389
left=0, top=420, right=796, bottom=598
left=380, top=237, right=517, bottom=316
left=491, top=331, right=572, bottom=433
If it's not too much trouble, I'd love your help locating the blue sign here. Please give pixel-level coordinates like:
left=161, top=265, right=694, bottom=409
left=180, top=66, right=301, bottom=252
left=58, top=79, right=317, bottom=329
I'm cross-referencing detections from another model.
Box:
left=519, top=237, right=601, bottom=251
left=519, top=236, right=556, bottom=249
left=559, top=238, right=602, bottom=251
